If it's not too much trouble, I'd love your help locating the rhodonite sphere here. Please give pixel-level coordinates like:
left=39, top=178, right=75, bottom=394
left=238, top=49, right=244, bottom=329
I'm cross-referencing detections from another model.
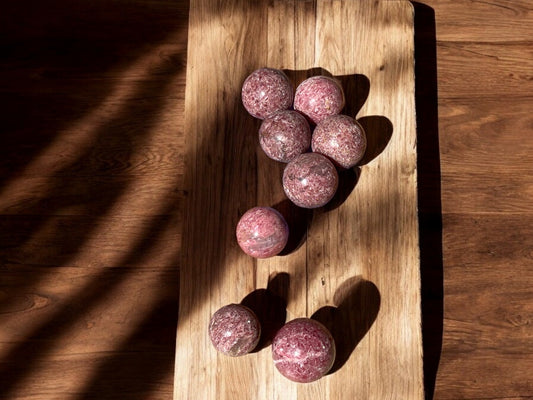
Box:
left=282, top=152, right=338, bottom=209
left=241, top=68, right=294, bottom=119
left=259, top=110, right=312, bottom=163
left=312, top=114, right=367, bottom=169
left=209, top=304, right=261, bottom=357
left=272, top=318, right=336, bottom=383
left=293, top=75, right=345, bottom=125
left=236, top=206, right=289, bottom=258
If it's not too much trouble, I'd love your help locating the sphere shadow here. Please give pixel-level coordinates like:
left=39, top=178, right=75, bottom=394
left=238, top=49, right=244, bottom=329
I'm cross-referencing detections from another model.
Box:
left=240, top=272, right=290, bottom=352
left=273, top=198, right=313, bottom=255
left=311, top=276, right=380, bottom=374
left=358, top=115, right=394, bottom=166
left=337, top=73, right=370, bottom=119
left=323, top=167, right=361, bottom=212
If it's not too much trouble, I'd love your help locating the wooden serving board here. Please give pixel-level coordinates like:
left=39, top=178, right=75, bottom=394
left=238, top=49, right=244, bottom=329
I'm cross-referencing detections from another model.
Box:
left=174, top=1, right=422, bottom=399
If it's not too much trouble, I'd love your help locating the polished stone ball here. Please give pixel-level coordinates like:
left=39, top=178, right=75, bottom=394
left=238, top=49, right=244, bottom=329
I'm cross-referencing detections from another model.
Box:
left=293, top=75, right=345, bottom=125
left=272, top=318, right=336, bottom=383
left=241, top=68, right=294, bottom=119
left=236, top=206, right=289, bottom=258
left=209, top=304, right=261, bottom=357
left=282, top=152, right=338, bottom=209
left=259, top=110, right=311, bottom=163
left=312, top=114, right=367, bottom=169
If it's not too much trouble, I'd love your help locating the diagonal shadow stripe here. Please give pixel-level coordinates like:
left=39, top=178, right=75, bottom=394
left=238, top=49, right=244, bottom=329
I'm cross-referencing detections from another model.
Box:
left=0, top=201, right=181, bottom=399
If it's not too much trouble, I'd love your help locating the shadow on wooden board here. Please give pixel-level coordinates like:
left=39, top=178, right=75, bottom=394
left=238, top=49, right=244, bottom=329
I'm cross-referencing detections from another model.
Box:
left=412, top=2, right=444, bottom=399
left=312, top=276, right=381, bottom=375
left=241, top=272, right=290, bottom=352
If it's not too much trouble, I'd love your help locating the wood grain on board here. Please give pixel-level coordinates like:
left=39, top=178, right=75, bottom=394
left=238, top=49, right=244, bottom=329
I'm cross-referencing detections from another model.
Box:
left=174, top=1, right=422, bottom=399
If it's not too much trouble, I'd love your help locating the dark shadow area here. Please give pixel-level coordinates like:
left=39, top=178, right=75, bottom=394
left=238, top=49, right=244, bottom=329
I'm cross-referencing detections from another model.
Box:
left=0, top=39, right=186, bottom=308
left=0, top=205, right=181, bottom=400
left=75, top=270, right=179, bottom=400
left=311, top=276, right=380, bottom=374
left=358, top=115, right=394, bottom=165
left=0, top=0, right=189, bottom=399
left=323, top=167, right=361, bottom=212
left=0, top=0, right=187, bottom=187
left=241, top=272, right=290, bottom=352
left=337, top=74, right=370, bottom=119
left=412, top=2, right=444, bottom=399
left=0, top=0, right=188, bottom=311
left=273, top=198, right=313, bottom=255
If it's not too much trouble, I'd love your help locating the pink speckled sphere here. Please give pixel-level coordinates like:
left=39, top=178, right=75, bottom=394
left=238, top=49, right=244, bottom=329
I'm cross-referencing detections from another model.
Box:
left=282, top=153, right=339, bottom=209
left=236, top=206, right=289, bottom=258
left=312, top=114, right=367, bottom=169
left=209, top=304, right=261, bottom=357
left=241, top=68, right=294, bottom=119
left=293, top=75, right=345, bottom=125
left=272, top=318, right=336, bottom=383
left=259, top=110, right=312, bottom=163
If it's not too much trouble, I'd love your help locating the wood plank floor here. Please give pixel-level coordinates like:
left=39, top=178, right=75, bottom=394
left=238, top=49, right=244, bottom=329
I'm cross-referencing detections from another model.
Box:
left=0, top=1, right=531, bottom=399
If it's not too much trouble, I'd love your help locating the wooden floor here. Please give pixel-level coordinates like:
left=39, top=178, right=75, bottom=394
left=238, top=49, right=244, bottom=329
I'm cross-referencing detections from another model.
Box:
left=0, top=1, right=531, bottom=399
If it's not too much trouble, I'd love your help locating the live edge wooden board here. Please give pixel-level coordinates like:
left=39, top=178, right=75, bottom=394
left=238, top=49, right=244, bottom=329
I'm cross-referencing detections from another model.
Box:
left=174, top=1, right=422, bottom=399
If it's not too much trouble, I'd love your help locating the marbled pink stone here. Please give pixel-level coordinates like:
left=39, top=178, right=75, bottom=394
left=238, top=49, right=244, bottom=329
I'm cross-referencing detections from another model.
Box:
left=259, top=110, right=312, bottom=163
left=293, top=75, right=345, bottom=125
left=272, top=318, right=336, bottom=383
left=241, top=68, right=294, bottom=120
left=282, top=153, right=338, bottom=209
left=312, top=114, right=367, bottom=169
left=236, top=206, right=289, bottom=258
left=209, top=304, right=261, bottom=357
